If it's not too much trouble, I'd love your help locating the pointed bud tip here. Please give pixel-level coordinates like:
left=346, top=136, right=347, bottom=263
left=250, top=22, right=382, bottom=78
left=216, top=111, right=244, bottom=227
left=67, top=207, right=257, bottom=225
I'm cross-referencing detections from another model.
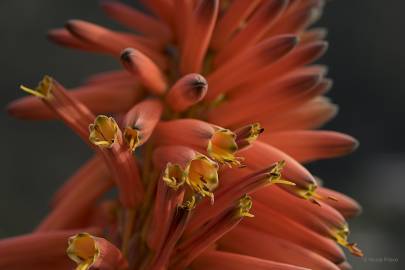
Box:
left=64, top=19, right=81, bottom=32
left=120, top=48, right=135, bottom=62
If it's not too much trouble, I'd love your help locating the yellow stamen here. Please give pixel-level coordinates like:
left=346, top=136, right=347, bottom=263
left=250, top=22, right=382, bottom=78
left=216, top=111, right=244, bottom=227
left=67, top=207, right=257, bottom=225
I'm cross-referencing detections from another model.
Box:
left=296, top=183, right=323, bottom=205
left=267, top=161, right=296, bottom=186
left=67, top=233, right=99, bottom=270
left=332, top=225, right=364, bottom=257
left=20, top=75, right=53, bottom=99
left=181, top=194, right=197, bottom=210
left=89, top=115, right=119, bottom=148
left=207, top=128, right=240, bottom=167
left=246, top=123, right=264, bottom=144
left=163, top=163, right=186, bottom=190
left=236, top=195, right=254, bottom=218
left=123, top=126, right=140, bottom=152
left=185, top=154, right=219, bottom=200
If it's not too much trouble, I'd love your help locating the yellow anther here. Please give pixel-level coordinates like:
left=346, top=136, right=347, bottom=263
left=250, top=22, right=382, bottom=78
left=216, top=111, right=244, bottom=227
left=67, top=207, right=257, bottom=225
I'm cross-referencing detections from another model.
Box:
left=297, top=184, right=320, bottom=202
left=236, top=195, right=254, bottom=218
left=246, top=123, right=264, bottom=144
left=20, top=75, right=53, bottom=99
left=89, top=115, right=119, bottom=148
left=267, top=161, right=296, bottom=186
left=123, top=126, right=140, bottom=152
left=181, top=195, right=197, bottom=210
left=67, top=233, right=99, bottom=270
left=185, top=154, right=219, bottom=200
left=163, top=163, right=186, bottom=190
left=332, top=225, right=364, bottom=257
left=208, top=128, right=240, bottom=167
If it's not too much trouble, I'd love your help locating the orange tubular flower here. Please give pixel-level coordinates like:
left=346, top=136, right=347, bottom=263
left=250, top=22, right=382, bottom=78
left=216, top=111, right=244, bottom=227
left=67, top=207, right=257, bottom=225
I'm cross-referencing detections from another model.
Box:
left=4, top=0, right=364, bottom=269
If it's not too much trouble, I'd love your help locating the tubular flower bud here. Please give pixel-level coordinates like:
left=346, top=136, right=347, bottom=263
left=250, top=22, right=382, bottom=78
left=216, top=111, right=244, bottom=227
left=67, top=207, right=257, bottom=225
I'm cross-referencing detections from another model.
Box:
left=5, top=1, right=364, bottom=270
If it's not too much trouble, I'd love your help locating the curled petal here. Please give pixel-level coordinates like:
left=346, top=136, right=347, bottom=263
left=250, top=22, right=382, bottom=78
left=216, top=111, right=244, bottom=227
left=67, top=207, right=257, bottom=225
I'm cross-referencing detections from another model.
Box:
left=185, top=154, right=219, bottom=199
left=89, top=115, right=119, bottom=148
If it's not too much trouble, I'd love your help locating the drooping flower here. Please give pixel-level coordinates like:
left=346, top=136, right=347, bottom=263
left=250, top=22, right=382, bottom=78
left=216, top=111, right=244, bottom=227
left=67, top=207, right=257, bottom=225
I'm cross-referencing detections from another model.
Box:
left=4, top=0, right=363, bottom=270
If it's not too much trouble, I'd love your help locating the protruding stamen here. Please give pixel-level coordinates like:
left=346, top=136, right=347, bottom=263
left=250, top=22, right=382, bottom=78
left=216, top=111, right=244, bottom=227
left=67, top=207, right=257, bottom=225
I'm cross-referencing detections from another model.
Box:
left=123, top=126, right=140, bottom=152
left=332, top=225, right=364, bottom=257
left=163, top=163, right=186, bottom=190
left=296, top=183, right=323, bottom=205
left=20, top=75, right=53, bottom=99
left=185, top=154, right=219, bottom=200
left=236, top=195, right=254, bottom=218
left=208, top=128, right=240, bottom=166
left=89, top=115, right=119, bottom=148
left=267, top=160, right=295, bottom=186
left=67, top=233, right=99, bottom=270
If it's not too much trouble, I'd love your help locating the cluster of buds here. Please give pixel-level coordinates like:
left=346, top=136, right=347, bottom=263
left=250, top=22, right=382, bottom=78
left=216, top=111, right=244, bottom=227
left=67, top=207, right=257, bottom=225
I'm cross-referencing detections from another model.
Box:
left=3, top=1, right=363, bottom=270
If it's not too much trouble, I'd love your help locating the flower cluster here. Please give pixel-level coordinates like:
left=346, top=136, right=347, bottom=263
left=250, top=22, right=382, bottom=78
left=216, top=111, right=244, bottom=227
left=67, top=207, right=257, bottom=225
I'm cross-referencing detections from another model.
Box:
left=3, top=0, right=363, bottom=270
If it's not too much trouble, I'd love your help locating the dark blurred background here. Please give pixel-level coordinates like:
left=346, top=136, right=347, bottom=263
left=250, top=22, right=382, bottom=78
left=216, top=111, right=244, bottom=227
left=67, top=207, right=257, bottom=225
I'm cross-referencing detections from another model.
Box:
left=1, top=1, right=403, bottom=269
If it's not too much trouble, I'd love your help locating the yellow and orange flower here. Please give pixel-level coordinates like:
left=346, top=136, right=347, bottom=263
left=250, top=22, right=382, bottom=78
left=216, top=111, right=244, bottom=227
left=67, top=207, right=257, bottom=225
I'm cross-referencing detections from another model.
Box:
left=3, top=1, right=363, bottom=270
